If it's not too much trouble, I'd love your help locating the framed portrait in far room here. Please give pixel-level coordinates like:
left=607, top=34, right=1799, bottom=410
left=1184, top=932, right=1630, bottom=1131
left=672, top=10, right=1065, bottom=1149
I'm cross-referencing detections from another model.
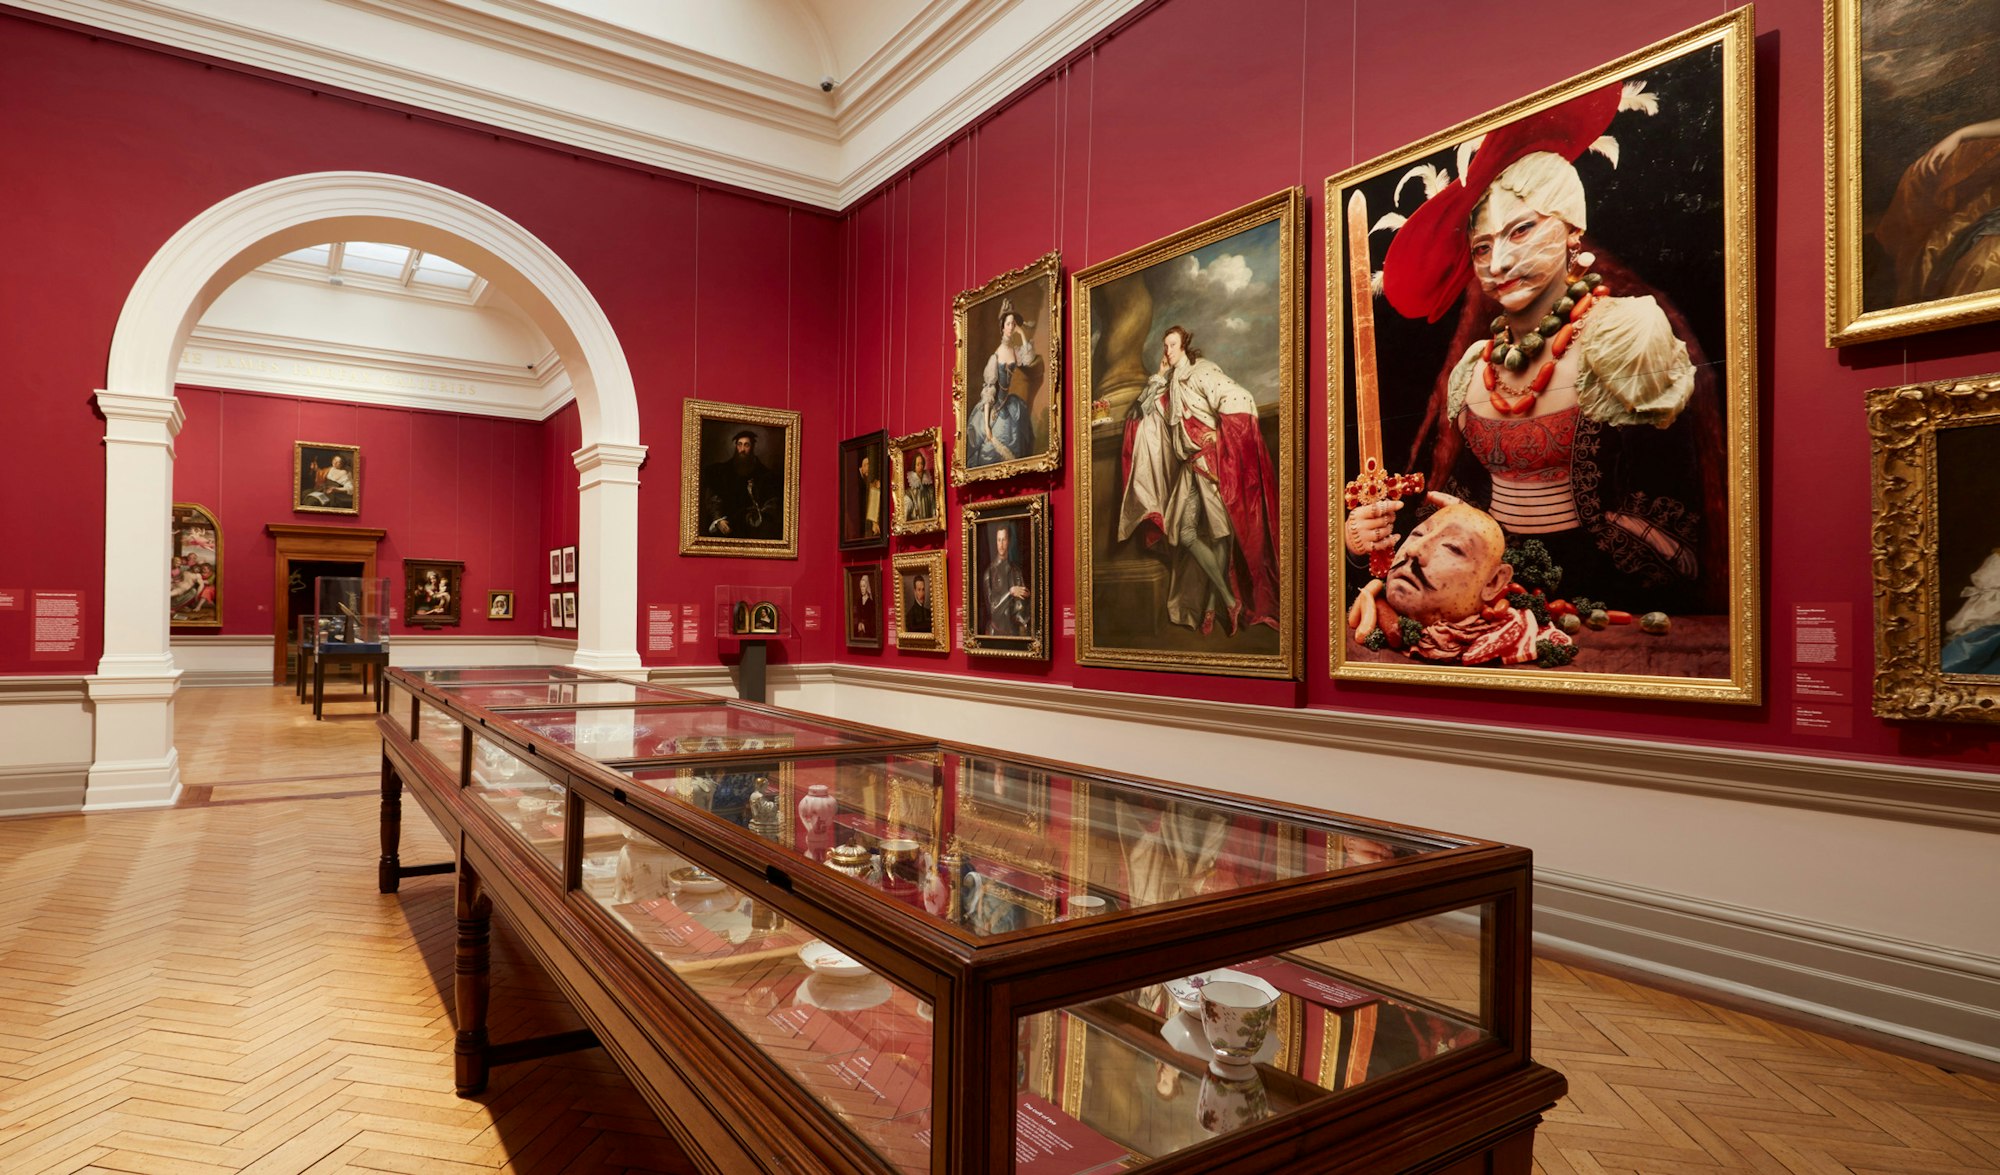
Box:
left=169, top=502, right=222, bottom=627
left=961, top=494, right=1048, bottom=660
left=488, top=590, right=513, bottom=620
left=844, top=563, right=883, bottom=650
left=548, top=549, right=561, bottom=585
left=838, top=431, right=890, bottom=550
left=561, top=545, right=577, bottom=584
left=954, top=251, right=1062, bottom=484
left=562, top=591, right=578, bottom=629
left=890, top=428, right=945, bottom=535
left=1827, top=0, right=2000, bottom=344
left=893, top=550, right=947, bottom=652
left=293, top=441, right=359, bottom=514
left=548, top=592, right=561, bottom=628
left=1870, top=370, right=2000, bottom=721
left=680, top=400, right=800, bottom=559
left=405, top=559, right=464, bottom=627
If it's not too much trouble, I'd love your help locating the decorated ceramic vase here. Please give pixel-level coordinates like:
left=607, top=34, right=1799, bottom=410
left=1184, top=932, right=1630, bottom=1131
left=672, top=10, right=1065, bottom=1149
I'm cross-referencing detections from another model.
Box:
left=798, top=783, right=836, bottom=860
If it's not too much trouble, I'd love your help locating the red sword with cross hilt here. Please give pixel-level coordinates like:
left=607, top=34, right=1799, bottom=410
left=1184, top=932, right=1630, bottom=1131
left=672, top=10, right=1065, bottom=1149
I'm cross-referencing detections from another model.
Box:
left=1342, top=189, right=1424, bottom=579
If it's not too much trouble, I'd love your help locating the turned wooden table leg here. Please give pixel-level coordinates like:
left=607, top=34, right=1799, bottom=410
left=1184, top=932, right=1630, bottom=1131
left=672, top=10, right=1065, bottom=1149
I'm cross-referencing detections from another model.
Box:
left=454, top=855, right=493, bottom=1097
left=378, top=755, right=403, bottom=895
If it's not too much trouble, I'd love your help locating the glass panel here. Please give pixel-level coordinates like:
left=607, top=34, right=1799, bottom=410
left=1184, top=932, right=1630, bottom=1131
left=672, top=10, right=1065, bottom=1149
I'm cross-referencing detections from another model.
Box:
left=385, top=680, right=416, bottom=738
left=414, top=697, right=462, bottom=776
left=504, top=703, right=889, bottom=762
left=1012, top=904, right=1492, bottom=1170
left=436, top=680, right=707, bottom=709
left=340, top=240, right=410, bottom=277
left=469, top=731, right=567, bottom=872
left=582, top=800, right=934, bottom=1175
left=313, top=577, right=389, bottom=650
left=280, top=243, right=332, bottom=266
left=415, top=666, right=593, bottom=684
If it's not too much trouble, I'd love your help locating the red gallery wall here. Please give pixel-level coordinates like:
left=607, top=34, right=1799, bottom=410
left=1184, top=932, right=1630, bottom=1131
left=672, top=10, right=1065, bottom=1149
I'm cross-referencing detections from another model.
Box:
left=171, top=386, right=550, bottom=637
left=826, top=0, right=2000, bottom=773
left=0, top=10, right=845, bottom=675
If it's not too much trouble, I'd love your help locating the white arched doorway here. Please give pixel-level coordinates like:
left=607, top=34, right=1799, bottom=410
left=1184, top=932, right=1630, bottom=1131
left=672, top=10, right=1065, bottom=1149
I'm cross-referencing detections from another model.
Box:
left=90, top=171, right=646, bottom=810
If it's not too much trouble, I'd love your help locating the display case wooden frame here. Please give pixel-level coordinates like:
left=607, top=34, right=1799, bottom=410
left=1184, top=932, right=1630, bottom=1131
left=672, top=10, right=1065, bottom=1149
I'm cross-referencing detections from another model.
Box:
left=1869, top=370, right=2000, bottom=721
left=960, top=493, right=1048, bottom=660
left=376, top=667, right=1565, bottom=1175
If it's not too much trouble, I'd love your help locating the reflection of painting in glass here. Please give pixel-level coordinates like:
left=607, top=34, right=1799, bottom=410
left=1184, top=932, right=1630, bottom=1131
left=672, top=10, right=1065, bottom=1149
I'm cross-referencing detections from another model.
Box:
left=1935, top=421, right=2000, bottom=674
left=1858, top=0, right=2000, bottom=313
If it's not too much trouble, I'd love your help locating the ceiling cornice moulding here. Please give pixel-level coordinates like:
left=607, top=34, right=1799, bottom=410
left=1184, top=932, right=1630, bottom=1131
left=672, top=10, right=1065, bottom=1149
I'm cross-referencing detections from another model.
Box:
left=17, top=0, right=1148, bottom=211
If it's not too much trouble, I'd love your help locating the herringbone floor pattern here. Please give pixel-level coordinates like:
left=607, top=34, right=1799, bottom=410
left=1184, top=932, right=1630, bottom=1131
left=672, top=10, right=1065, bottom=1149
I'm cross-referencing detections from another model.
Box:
left=0, top=686, right=1989, bottom=1174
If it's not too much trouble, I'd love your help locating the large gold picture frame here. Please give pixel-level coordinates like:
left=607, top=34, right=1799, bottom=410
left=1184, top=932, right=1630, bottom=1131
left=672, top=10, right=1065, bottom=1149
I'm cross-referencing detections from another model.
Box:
left=1072, top=189, right=1305, bottom=679
left=961, top=493, right=1048, bottom=660
left=953, top=251, right=1062, bottom=485
left=1868, top=371, right=2000, bottom=721
left=1826, top=0, right=2000, bottom=345
left=169, top=502, right=222, bottom=627
left=678, top=400, right=801, bottom=559
left=1326, top=10, right=1759, bottom=703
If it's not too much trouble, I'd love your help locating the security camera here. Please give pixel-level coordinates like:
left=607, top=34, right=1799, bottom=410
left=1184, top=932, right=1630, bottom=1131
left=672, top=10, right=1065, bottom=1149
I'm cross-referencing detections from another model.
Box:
left=820, top=76, right=836, bottom=92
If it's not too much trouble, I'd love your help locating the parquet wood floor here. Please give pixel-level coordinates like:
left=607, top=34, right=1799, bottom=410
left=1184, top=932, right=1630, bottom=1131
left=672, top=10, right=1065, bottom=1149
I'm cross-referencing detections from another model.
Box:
left=0, top=686, right=1990, bottom=1174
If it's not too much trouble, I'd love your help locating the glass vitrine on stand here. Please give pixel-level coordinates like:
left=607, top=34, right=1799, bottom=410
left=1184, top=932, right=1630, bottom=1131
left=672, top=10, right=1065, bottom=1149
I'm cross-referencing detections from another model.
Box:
left=311, top=575, right=390, bottom=719
left=376, top=666, right=1565, bottom=1174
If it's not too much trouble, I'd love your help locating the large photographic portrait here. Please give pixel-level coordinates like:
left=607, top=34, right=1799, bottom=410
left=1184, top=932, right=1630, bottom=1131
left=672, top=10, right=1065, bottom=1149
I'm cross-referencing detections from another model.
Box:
left=293, top=441, right=359, bottom=515
left=953, top=251, right=1062, bottom=485
left=404, top=558, right=464, bottom=627
left=680, top=400, right=800, bottom=559
left=169, top=502, right=222, bottom=627
left=892, top=550, right=947, bottom=652
left=961, top=494, right=1048, bottom=660
left=1073, top=190, right=1304, bottom=679
left=1327, top=12, right=1758, bottom=703
left=843, top=563, right=883, bottom=650
left=1828, top=0, right=2000, bottom=344
left=1870, top=371, right=2000, bottom=720
left=890, top=428, right=945, bottom=535
left=838, top=431, right=890, bottom=550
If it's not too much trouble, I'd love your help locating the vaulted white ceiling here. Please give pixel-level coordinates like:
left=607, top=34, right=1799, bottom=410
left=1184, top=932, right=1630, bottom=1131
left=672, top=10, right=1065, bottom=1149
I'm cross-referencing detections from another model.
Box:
left=26, top=0, right=1147, bottom=208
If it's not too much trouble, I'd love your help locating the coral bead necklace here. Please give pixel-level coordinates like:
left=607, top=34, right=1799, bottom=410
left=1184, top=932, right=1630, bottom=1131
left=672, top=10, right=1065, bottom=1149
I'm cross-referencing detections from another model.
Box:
left=1481, top=260, right=1609, bottom=416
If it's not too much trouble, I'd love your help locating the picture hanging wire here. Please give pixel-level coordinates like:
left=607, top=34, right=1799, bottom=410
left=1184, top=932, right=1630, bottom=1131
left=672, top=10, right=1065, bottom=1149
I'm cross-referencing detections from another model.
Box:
left=785, top=208, right=793, bottom=409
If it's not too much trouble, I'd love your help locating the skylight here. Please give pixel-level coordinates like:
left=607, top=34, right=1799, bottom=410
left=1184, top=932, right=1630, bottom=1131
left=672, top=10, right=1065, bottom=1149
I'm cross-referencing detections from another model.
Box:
left=267, top=241, right=487, bottom=301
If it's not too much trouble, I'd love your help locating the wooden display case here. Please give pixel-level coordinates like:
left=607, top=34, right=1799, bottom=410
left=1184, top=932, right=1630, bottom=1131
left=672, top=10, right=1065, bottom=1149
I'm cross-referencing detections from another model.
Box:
left=377, top=666, right=1564, bottom=1174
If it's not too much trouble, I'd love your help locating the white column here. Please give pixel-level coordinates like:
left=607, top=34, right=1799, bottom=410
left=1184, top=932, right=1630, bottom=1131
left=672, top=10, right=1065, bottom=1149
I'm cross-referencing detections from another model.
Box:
left=572, top=441, right=646, bottom=673
left=85, top=390, right=184, bottom=811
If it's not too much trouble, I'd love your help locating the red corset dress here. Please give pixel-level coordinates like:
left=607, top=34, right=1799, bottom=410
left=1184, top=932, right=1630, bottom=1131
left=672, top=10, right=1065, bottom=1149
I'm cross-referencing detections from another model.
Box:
left=1456, top=406, right=1581, bottom=534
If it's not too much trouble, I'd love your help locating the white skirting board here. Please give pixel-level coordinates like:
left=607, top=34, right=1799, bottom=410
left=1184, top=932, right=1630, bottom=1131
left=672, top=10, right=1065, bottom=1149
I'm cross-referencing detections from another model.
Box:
left=0, top=676, right=93, bottom=813
left=170, top=633, right=579, bottom=684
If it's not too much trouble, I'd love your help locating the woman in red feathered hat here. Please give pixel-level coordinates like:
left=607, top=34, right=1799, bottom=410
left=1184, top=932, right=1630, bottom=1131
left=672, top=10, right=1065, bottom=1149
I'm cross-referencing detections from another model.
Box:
left=1344, top=79, right=1726, bottom=617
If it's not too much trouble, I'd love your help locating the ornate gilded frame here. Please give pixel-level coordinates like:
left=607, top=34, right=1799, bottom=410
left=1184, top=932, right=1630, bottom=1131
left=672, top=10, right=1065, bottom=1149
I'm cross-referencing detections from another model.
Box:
left=1071, top=188, right=1306, bottom=679
left=292, top=440, right=360, bottom=515
left=891, top=549, right=948, bottom=653
left=960, top=493, right=1049, bottom=660
left=678, top=399, right=801, bottom=559
left=952, top=251, right=1063, bottom=485
left=404, top=558, right=465, bottom=628
left=169, top=502, right=223, bottom=628
left=1825, top=0, right=2000, bottom=345
left=889, top=427, right=945, bottom=535
left=1869, top=371, right=2000, bottom=721
left=1325, top=10, right=1759, bottom=703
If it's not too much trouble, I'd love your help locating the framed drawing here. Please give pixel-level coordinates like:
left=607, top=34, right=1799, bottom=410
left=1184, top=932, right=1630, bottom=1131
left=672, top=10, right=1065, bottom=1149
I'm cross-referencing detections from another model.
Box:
left=487, top=590, right=514, bottom=620
left=169, top=502, right=222, bottom=627
left=953, top=251, right=1062, bottom=484
left=1327, top=10, right=1758, bottom=703
left=892, top=550, right=947, bottom=653
left=562, top=591, right=578, bottom=629
left=1827, top=0, right=2000, bottom=344
left=561, top=546, right=577, bottom=583
left=961, top=494, right=1048, bottom=660
left=680, top=400, right=801, bottom=559
left=843, top=563, right=883, bottom=650
left=548, top=592, right=562, bottom=628
left=405, top=559, right=464, bottom=627
left=1073, top=189, right=1304, bottom=679
left=548, top=549, right=561, bottom=585
left=890, top=428, right=945, bottom=535
left=293, top=441, right=359, bottom=514
left=838, top=431, right=890, bottom=550
left=1870, top=371, right=2000, bottom=720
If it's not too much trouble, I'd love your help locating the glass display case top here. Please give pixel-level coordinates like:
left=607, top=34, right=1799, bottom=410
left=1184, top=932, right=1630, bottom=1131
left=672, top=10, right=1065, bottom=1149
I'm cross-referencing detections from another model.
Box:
left=502, top=702, right=900, bottom=763
left=436, top=679, right=708, bottom=709
left=313, top=576, right=389, bottom=650
left=615, top=747, right=1462, bottom=941
left=415, top=665, right=596, bottom=684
